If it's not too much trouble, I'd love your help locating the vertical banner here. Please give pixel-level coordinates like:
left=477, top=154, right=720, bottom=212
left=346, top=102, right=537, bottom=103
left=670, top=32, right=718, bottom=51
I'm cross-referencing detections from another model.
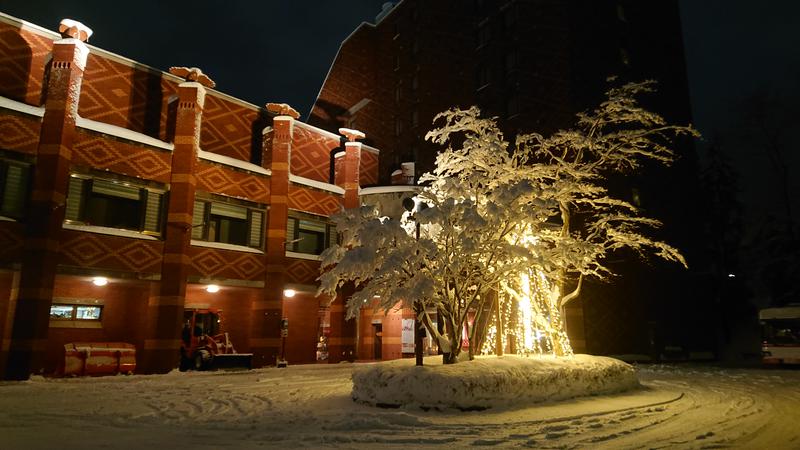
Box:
left=401, top=319, right=414, bottom=353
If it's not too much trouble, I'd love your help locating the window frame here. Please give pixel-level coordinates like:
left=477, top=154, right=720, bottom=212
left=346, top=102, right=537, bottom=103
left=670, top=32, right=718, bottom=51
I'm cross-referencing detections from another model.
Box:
left=64, top=172, right=166, bottom=237
left=286, top=211, right=337, bottom=256
left=0, top=154, right=33, bottom=220
left=192, top=193, right=267, bottom=250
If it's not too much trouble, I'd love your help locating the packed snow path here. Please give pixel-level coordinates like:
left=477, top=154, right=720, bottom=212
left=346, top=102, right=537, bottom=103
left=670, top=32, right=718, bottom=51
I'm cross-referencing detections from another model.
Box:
left=1, top=363, right=799, bottom=449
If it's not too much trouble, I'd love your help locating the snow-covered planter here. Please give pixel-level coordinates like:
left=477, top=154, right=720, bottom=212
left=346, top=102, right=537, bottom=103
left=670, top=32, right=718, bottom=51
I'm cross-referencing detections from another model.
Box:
left=352, top=355, right=639, bottom=410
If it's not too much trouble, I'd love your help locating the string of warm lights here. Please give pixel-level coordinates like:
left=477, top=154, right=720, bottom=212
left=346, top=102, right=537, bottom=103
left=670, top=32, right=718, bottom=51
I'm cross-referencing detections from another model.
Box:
left=480, top=267, right=573, bottom=357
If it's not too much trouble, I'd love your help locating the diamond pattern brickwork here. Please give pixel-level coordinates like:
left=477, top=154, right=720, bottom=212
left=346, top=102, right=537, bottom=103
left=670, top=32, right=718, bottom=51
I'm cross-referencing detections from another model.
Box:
left=0, top=221, right=24, bottom=265
left=200, top=94, right=266, bottom=163
left=79, top=53, right=178, bottom=141
left=187, top=246, right=265, bottom=281
left=195, top=161, right=270, bottom=204
left=73, top=130, right=172, bottom=183
left=285, top=257, right=320, bottom=285
left=359, top=148, right=379, bottom=186
left=59, top=230, right=164, bottom=274
left=288, top=185, right=342, bottom=216
left=0, top=21, right=52, bottom=105
left=0, top=112, right=40, bottom=154
left=291, top=124, right=340, bottom=183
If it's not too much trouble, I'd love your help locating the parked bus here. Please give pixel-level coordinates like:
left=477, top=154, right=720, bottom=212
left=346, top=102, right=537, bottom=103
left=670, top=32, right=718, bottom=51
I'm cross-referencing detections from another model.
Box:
left=759, top=305, right=800, bottom=366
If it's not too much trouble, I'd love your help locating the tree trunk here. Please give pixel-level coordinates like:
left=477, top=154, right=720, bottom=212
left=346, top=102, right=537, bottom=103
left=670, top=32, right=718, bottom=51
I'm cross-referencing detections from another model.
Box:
left=495, top=292, right=503, bottom=356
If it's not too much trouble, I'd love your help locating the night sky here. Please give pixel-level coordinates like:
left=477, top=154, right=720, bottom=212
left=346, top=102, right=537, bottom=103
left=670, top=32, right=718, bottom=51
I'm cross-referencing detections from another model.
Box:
left=2, top=0, right=799, bottom=227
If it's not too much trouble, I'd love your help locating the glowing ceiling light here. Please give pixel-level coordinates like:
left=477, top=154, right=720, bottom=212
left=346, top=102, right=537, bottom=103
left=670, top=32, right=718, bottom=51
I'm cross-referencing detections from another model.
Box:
left=92, top=277, right=108, bottom=286
left=283, top=289, right=296, bottom=298
left=206, top=284, right=220, bottom=293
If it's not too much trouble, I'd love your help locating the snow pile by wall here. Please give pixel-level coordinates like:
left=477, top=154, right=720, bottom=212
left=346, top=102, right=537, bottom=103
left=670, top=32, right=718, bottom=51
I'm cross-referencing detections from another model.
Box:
left=352, top=354, right=639, bottom=410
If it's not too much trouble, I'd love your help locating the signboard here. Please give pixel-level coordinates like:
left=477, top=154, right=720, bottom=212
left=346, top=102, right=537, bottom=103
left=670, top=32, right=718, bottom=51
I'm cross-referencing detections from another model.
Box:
left=401, top=319, right=414, bottom=353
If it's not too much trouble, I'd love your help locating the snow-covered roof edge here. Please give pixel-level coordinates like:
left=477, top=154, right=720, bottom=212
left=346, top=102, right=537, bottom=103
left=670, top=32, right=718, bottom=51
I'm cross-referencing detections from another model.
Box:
left=373, top=0, right=405, bottom=26
left=293, top=121, right=379, bottom=156
left=289, top=174, right=344, bottom=195
left=190, top=239, right=264, bottom=254
left=285, top=251, right=322, bottom=262
left=0, top=95, right=44, bottom=117
left=359, top=185, right=420, bottom=195
left=198, top=149, right=271, bottom=177
left=76, top=116, right=174, bottom=151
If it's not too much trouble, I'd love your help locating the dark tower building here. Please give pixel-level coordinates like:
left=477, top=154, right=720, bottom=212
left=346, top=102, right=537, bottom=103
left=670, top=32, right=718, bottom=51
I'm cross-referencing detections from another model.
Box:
left=310, top=0, right=712, bottom=357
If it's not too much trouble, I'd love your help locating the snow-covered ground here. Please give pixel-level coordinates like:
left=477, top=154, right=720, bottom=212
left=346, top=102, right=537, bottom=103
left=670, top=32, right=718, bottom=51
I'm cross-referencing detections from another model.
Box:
left=2, top=359, right=800, bottom=449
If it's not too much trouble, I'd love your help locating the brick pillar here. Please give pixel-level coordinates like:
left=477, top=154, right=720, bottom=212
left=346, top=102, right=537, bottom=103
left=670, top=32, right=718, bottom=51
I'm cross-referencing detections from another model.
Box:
left=328, top=128, right=364, bottom=363
left=2, top=22, right=91, bottom=380
left=251, top=106, right=297, bottom=367
left=140, top=77, right=207, bottom=373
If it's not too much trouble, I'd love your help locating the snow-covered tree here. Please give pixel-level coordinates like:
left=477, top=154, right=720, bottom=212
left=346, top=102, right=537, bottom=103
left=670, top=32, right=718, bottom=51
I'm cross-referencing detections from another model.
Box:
left=318, top=81, right=698, bottom=363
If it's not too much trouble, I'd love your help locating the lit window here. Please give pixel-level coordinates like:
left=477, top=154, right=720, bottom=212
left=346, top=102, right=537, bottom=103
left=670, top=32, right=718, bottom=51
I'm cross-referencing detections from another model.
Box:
left=65, top=174, right=165, bottom=235
left=286, top=212, right=336, bottom=255
left=192, top=196, right=265, bottom=249
left=50, top=303, right=102, bottom=321
left=0, top=157, right=31, bottom=219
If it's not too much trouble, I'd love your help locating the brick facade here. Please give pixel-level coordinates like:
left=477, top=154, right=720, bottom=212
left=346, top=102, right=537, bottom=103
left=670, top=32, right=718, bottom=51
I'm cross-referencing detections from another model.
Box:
left=0, top=14, right=381, bottom=378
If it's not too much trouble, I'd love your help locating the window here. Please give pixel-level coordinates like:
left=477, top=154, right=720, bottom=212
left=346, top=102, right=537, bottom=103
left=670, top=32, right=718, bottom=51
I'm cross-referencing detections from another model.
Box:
left=503, top=4, right=518, bottom=34
left=476, top=21, right=491, bottom=48
left=65, top=174, right=165, bottom=235
left=192, top=196, right=265, bottom=249
left=476, top=63, right=491, bottom=90
left=620, top=48, right=630, bottom=66
left=504, top=49, right=519, bottom=78
left=0, top=157, right=31, bottom=219
left=50, top=303, right=102, bottom=321
left=505, top=95, right=520, bottom=118
left=286, top=212, right=336, bottom=255
left=616, top=4, right=627, bottom=22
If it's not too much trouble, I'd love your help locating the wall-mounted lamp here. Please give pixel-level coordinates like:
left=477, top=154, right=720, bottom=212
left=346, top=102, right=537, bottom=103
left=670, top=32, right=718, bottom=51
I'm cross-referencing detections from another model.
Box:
left=206, top=284, right=220, bottom=293
left=283, top=289, right=296, bottom=298
left=92, top=277, right=108, bottom=286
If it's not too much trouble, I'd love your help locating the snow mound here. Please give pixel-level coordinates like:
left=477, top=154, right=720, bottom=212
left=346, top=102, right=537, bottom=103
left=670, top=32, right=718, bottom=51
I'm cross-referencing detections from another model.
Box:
left=352, top=354, right=639, bottom=410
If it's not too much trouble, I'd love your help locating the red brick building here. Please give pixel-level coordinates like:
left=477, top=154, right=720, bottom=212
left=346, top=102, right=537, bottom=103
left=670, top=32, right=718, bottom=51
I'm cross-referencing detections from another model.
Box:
left=310, top=1, right=713, bottom=358
left=0, top=12, right=421, bottom=380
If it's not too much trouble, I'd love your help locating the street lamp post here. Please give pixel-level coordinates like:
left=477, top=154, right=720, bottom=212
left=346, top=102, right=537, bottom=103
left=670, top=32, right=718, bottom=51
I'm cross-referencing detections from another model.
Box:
left=403, top=197, right=428, bottom=367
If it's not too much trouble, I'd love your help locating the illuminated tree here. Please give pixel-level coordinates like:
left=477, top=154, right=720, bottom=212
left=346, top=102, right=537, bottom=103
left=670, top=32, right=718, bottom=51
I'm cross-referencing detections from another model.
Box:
left=318, top=81, right=697, bottom=363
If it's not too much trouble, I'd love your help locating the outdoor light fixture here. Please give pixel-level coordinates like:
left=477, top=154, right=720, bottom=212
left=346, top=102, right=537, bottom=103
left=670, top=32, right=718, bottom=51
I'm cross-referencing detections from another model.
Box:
left=92, top=277, right=108, bottom=286
left=206, top=284, right=220, bottom=293
left=283, top=289, right=296, bottom=298
left=728, top=273, right=736, bottom=278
